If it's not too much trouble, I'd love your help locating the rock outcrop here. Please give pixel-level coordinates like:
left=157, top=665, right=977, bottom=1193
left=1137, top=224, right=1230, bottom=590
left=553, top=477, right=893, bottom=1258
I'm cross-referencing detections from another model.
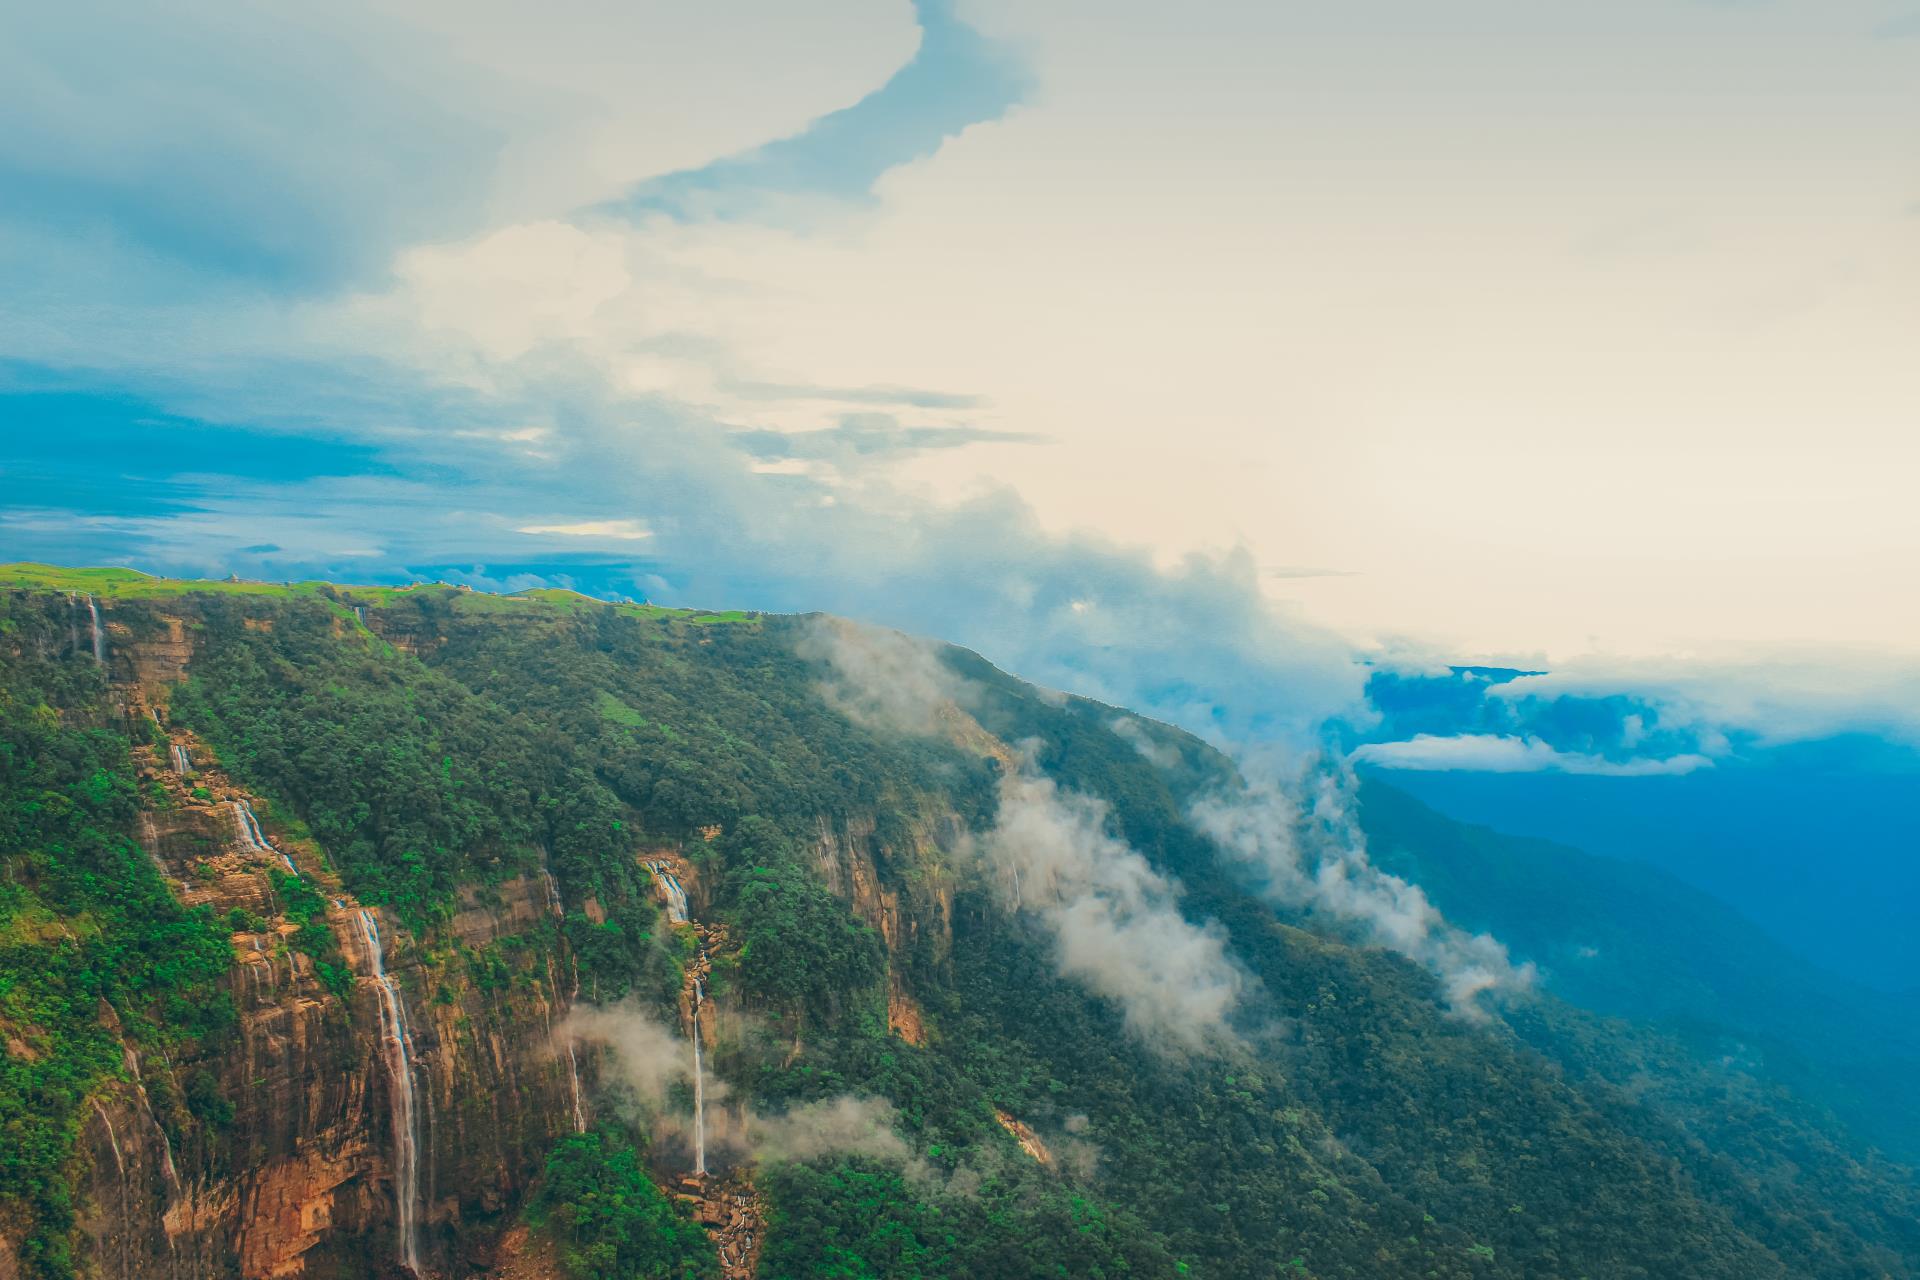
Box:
left=57, top=613, right=590, bottom=1280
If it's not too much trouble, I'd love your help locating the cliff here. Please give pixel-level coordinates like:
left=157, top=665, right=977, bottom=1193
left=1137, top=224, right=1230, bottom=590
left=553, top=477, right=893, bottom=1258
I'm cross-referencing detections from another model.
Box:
left=4, top=568, right=1917, bottom=1280
left=28, top=597, right=589, bottom=1279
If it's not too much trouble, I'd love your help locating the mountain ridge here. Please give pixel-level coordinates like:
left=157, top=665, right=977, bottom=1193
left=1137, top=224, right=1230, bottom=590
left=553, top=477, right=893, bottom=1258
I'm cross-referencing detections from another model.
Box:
left=0, top=566, right=1914, bottom=1279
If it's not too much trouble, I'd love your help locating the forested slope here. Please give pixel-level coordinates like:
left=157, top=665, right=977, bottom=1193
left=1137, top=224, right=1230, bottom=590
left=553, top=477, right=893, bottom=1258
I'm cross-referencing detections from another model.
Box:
left=1, top=566, right=1914, bottom=1280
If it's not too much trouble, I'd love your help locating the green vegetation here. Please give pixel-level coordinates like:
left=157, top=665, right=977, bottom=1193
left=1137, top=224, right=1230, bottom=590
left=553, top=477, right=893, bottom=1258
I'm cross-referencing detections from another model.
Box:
left=529, top=1128, right=717, bottom=1280
left=761, top=1156, right=1176, bottom=1280
left=721, top=819, right=886, bottom=1023
left=0, top=563, right=758, bottom=625
left=0, top=596, right=234, bottom=1278
left=269, top=871, right=355, bottom=1000
left=2, top=574, right=1916, bottom=1280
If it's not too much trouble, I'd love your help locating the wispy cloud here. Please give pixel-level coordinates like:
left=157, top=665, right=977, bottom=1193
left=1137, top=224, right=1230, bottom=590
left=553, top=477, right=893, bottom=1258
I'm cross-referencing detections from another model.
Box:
left=976, top=767, right=1250, bottom=1052
left=516, top=519, right=654, bottom=540
left=1350, top=733, right=1713, bottom=776
left=1193, top=765, right=1535, bottom=1016
left=731, top=413, right=1046, bottom=467
left=798, top=615, right=973, bottom=737
left=722, top=378, right=985, bottom=410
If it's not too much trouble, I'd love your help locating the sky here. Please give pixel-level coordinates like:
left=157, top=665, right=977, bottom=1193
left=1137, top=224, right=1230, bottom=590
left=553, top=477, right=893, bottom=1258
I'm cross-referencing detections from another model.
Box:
left=3, top=5, right=1918, bottom=798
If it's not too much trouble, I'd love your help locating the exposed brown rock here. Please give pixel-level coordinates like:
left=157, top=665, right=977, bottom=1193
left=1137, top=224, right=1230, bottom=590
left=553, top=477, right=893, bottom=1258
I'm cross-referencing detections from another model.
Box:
left=46, top=620, right=594, bottom=1279
left=995, top=1109, right=1057, bottom=1169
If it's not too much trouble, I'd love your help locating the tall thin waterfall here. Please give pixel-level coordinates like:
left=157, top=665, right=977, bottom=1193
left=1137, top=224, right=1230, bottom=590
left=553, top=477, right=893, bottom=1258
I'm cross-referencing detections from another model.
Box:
left=233, top=800, right=299, bottom=876
left=92, top=1099, right=126, bottom=1180
left=540, top=865, right=588, bottom=1133
left=86, top=595, right=105, bottom=664
left=122, top=1049, right=179, bottom=1189
left=563, top=1040, right=587, bottom=1134
left=356, top=909, right=425, bottom=1277
left=170, top=744, right=192, bottom=775
left=643, top=859, right=707, bottom=1174
left=690, top=972, right=708, bottom=1176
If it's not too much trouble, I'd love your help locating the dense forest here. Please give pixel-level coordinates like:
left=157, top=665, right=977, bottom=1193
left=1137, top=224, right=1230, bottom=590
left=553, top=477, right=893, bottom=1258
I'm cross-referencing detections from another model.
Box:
left=1, top=567, right=1916, bottom=1279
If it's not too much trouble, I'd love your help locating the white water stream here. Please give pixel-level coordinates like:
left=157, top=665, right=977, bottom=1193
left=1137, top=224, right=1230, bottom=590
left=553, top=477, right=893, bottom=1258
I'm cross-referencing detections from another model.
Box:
left=232, top=800, right=299, bottom=876
left=539, top=865, right=588, bottom=1132
left=86, top=595, right=105, bottom=664
left=644, top=860, right=690, bottom=923
left=691, top=973, right=708, bottom=1176
left=641, top=859, right=709, bottom=1174
left=355, top=909, right=425, bottom=1276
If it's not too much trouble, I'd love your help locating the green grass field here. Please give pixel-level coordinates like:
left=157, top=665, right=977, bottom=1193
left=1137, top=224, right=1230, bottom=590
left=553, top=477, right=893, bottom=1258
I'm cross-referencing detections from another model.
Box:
left=0, top=563, right=761, bottom=626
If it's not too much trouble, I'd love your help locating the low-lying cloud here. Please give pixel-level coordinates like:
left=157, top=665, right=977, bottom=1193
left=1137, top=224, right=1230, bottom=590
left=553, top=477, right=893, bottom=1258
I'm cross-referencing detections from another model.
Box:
left=797, top=614, right=971, bottom=737
left=563, top=1004, right=917, bottom=1173
left=975, top=767, right=1249, bottom=1051
left=1192, top=764, right=1534, bottom=1016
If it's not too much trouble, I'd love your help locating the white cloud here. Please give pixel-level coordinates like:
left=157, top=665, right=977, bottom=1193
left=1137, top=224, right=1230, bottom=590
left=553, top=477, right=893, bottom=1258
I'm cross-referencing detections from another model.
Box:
left=1350, top=733, right=1713, bottom=776
left=515, top=519, right=654, bottom=540
left=798, top=616, right=972, bottom=737
left=978, top=767, right=1249, bottom=1051
left=1192, top=765, right=1534, bottom=1018
left=1490, top=657, right=1920, bottom=749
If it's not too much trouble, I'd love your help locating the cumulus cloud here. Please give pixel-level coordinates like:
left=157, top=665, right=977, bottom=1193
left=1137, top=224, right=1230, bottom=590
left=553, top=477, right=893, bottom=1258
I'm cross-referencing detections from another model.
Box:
left=1350, top=733, right=1713, bottom=776
left=2, top=0, right=1374, bottom=753
left=976, top=767, right=1249, bottom=1051
left=1191, top=765, right=1534, bottom=1016
left=1489, top=658, right=1920, bottom=751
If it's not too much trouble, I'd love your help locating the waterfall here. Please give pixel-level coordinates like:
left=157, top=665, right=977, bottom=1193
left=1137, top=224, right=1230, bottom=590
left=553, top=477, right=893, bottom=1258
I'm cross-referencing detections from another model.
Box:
left=86, top=594, right=105, bottom=665
left=564, top=1040, right=587, bottom=1134
left=170, top=744, right=191, bottom=775
left=122, top=1049, right=179, bottom=1189
left=538, top=862, right=588, bottom=1132
left=92, top=1099, right=126, bottom=1180
left=644, top=860, right=690, bottom=923
left=93, top=1098, right=134, bottom=1280
left=233, top=800, right=299, bottom=876
left=355, top=909, right=425, bottom=1277
left=691, top=972, right=708, bottom=1176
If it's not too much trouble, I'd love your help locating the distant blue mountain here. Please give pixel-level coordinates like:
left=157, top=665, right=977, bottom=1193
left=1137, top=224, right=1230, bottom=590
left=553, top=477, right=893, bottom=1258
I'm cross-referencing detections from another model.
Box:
left=1359, top=780, right=1920, bottom=1163
left=1352, top=667, right=1920, bottom=992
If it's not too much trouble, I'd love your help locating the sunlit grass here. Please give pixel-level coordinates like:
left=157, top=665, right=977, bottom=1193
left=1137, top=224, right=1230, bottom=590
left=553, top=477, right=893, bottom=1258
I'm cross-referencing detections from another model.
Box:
left=0, top=563, right=761, bottom=626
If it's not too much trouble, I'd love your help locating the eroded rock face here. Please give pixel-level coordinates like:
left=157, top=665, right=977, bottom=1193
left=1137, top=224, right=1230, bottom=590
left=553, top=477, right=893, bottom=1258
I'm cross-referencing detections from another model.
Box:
left=813, top=812, right=958, bottom=1046
left=114, top=612, right=193, bottom=695
left=59, top=685, right=588, bottom=1279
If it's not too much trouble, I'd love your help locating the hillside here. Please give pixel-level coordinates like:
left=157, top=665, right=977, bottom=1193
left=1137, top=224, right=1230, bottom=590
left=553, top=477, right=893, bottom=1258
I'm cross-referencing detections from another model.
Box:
left=1, top=565, right=1915, bottom=1280
left=1358, top=782, right=1920, bottom=1163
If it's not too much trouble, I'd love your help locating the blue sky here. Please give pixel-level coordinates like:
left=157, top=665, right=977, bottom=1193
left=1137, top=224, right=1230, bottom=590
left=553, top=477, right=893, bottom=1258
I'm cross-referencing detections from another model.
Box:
left=603, top=0, right=1028, bottom=223
left=3, top=0, right=1917, bottom=984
